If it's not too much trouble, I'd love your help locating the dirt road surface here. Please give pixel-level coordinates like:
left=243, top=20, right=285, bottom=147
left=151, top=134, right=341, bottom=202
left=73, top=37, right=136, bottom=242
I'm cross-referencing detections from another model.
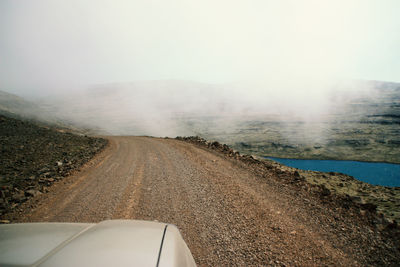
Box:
left=10, top=136, right=399, bottom=266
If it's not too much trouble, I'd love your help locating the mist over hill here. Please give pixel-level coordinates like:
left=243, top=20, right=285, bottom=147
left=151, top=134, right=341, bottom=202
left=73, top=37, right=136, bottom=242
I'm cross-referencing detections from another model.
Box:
left=0, top=90, right=55, bottom=123
left=1, top=79, right=399, bottom=162
left=33, top=79, right=399, bottom=133
left=37, top=80, right=251, bottom=136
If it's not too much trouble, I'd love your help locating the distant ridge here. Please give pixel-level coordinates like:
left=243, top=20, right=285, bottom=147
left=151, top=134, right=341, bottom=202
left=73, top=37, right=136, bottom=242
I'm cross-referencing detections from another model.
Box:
left=0, top=90, right=55, bottom=123
left=0, top=90, right=92, bottom=134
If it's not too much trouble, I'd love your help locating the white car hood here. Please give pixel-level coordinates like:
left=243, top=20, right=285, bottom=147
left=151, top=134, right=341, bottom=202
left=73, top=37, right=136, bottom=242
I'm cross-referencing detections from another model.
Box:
left=0, top=220, right=196, bottom=267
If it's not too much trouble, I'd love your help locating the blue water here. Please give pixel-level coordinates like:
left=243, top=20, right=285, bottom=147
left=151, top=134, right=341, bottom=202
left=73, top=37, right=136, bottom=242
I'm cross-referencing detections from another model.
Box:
left=267, top=157, right=400, bottom=187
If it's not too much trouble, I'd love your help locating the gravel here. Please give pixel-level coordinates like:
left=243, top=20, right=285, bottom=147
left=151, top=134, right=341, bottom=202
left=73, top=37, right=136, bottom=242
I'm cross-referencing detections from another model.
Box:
left=0, top=114, right=108, bottom=215
left=3, top=135, right=400, bottom=266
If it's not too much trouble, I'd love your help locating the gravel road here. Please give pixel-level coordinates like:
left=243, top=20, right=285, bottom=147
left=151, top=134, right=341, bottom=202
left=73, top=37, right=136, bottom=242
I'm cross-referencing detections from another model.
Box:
left=10, top=136, right=399, bottom=266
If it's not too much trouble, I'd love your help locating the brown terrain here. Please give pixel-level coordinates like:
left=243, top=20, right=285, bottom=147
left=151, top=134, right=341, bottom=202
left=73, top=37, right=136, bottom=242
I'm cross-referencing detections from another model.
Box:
left=4, top=136, right=400, bottom=266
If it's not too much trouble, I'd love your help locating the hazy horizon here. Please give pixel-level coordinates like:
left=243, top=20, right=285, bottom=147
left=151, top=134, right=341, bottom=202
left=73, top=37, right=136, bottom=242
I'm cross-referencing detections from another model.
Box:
left=1, top=0, right=400, bottom=98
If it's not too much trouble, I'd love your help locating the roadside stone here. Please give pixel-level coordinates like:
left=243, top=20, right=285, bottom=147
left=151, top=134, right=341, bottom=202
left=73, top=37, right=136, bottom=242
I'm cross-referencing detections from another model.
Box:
left=39, top=167, right=50, bottom=174
left=360, top=203, right=377, bottom=212
left=25, top=189, right=41, bottom=197
left=42, top=172, right=52, bottom=178
left=320, top=185, right=331, bottom=197
left=350, top=196, right=362, bottom=203
left=11, top=192, right=26, bottom=202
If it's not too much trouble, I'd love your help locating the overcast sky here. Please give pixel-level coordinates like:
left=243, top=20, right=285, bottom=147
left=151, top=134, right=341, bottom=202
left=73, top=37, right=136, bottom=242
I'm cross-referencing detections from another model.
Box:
left=1, top=0, right=399, bottom=96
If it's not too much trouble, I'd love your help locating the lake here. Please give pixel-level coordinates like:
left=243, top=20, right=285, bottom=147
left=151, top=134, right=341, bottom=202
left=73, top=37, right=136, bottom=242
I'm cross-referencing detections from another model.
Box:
left=267, top=157, right=400, bottom=187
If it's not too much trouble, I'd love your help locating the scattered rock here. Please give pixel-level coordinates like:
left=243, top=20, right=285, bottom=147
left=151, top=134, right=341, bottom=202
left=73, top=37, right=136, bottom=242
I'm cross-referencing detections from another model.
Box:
left=350, top=196, right=362, bottom=203
left=0, top=114, right=108, bottom=216
left=25, top=189, right=41, bottom=197
left=360, top=203, right=377, bottom=212
left=39, top=167, right=50, bottom=174
left=42, top=172, right=52, bottom=178
left=11, top=192, right=26, bottom=203
left=320, top=185, right=331, bottom=197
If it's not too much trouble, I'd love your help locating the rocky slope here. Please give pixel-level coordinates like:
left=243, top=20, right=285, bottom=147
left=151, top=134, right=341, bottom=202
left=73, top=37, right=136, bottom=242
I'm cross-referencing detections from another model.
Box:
left=177, top=136, right=400, bottom=225
left=0, top=115, right=108, bottom=217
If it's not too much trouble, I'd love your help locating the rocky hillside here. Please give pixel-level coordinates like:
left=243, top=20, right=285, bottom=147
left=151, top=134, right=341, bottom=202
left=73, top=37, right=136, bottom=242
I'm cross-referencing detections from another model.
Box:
left=0, top=90, right=56, bottom=124
left=0, top=90, right=101, bottom=135
left=0, top=115, right=108, bottom=217
left=201, top=81, right=400, bottom=164
left=177, top=136, right=400, bottom=225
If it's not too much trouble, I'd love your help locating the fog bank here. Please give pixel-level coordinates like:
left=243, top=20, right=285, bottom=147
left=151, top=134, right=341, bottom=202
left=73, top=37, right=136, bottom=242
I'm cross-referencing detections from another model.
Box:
left=34, top=80, right=397, bottom=138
